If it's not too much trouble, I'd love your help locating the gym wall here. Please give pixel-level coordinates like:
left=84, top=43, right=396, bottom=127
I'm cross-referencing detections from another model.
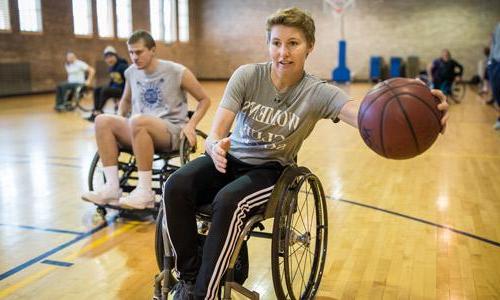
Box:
left=0, top=0, right=498, bottom=95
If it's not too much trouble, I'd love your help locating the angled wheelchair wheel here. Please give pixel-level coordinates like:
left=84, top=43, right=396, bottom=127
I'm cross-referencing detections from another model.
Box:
left=74, top=86, right=92, bottom=112
left=180, top=129, right=207, bottom=165
left=88, top=151, right=137, bottom=193
left=271, top=167, right=328, bottom=300
left=154, top=208, right=178, bottom=295
left=450, top=81, right=466, bottom=102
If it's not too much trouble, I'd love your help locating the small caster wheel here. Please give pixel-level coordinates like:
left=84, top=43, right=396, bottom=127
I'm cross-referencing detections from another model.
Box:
left=96, top=206, right=107, bottom=220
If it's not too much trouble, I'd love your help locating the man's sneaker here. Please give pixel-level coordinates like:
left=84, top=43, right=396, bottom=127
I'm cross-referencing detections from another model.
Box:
left=119, top=188, right=155, bottom=209
left=172, top=280, right=195, bottom=300
left=54, top=105, right=65, bottom=112
left=81, top=185, right=122, bottom=206
left=494, top=120, right=500, bottom=130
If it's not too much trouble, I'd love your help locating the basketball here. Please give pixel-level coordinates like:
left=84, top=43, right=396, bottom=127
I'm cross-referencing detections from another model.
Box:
left=358, top=78, right=443, bottom=159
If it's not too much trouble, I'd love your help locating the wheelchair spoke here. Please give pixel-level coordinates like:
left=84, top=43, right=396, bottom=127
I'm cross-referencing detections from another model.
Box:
left=293, top=182, right=310, bottom=233
left=300, top=182, right=311, bottom=239
left=290, top=240, right=307, bottom=297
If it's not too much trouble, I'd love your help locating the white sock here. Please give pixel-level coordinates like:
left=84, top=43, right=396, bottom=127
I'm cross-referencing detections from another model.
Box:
left=137, top=170, right=152, bottom=191
left=103, top=166, right=119, bottom=189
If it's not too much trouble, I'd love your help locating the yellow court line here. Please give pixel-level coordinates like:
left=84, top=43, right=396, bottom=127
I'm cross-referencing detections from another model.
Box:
left=0, top=222, right=140, bottom=299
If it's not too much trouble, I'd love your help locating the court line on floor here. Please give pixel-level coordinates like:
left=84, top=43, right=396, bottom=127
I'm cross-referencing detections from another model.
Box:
left=0, top=216, right=117, bottom=281
left=0, top=220, right=140, bottom=298
left=332, top=196, right=500, bottom=247
left=0, top=223, right=83, bottom=235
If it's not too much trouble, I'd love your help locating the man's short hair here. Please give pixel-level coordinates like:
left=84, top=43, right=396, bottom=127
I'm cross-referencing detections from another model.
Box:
left=128, top=30, right=156, bottom=49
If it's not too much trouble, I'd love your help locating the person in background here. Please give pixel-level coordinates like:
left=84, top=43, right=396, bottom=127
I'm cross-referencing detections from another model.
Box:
left=86, top=46, right=129, bottom=122
left=427, top=49, right=463, bottom=103
left=488, top=22, right=500, bottom=130
left=55, top=51, right=95, bottom=111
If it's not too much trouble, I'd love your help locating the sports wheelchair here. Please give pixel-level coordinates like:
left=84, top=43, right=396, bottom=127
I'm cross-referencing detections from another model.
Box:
left=154, top=165, right=329, bottom=299
left=87, top=128, right=207, bottom=221
left=64, top=85, right=93, bottom=112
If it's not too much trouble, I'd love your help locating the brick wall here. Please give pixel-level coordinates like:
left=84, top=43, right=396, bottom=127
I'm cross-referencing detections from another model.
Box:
left=0, top=0, right=498, bottom=94
left=0, top=0, right=197, bottom=93
left=194, top=0, right=500, bottom=80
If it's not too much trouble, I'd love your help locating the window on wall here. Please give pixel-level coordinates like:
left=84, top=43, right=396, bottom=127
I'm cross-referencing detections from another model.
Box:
left=116, top=0, right=132, bottom=39
left=97, top=0, right=114, bottom=37
left=72, top=0, right=92, bottom=36
left=150, top=0, right=189, bottom=43
left=162, top=0, right=176, bottom=43
left=18, top=0, right=43, bottom=32
left=178, top=0, right=189, bottom=42
left=0, top=0, right=11, bottom=31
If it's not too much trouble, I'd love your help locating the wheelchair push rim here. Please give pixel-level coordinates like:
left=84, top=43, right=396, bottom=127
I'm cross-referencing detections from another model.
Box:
left=271, top=170, right=328, bottom=300
left=450, top=81, right=466, bottom=102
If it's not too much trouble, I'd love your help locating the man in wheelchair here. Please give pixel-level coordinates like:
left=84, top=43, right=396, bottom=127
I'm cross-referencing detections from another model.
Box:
left=161, top=8, right=450, bottom=300
left=82, top=30, right=210, bottom=210
left=55, top=51, right=95, bottom=111
left=427, top=49, right=464, bottom=100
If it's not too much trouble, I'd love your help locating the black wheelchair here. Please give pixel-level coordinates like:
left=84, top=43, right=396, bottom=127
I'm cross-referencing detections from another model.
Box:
left=87, top=128, right=207, bottom=221
left=153, top=165, right=329, bottom=299
left=64, top=85, right=93, bottom=112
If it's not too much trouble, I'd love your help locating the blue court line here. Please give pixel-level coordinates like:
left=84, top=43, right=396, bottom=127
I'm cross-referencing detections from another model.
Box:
left=0, top=216, right=117, bottom=281
left=331, top=196, right=500, bottom=248
left=41, top=260, right=74, bottom=267
left=0, top=223, right=83, bottom=236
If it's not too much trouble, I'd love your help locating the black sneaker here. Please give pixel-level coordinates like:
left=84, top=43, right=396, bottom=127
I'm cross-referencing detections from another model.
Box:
left=172, top=280, right=195, bottom=300
left=86, top=113, right=97, bottom=122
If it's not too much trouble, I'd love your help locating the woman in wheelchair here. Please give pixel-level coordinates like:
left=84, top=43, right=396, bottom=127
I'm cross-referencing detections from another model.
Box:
left=81, top=30, right=210, bottom=210
left=161, top=7, right=450, bottom=300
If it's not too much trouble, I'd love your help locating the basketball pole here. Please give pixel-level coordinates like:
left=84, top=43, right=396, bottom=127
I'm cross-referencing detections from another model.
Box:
left=329, top=1, right=352, bottom=83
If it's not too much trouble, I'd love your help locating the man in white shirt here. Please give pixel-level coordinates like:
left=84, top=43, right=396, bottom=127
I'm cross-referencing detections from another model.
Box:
left=54, top=52, right=95, bottom=111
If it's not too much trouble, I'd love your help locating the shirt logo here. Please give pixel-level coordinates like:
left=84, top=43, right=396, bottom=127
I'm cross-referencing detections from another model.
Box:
left=137, top=78, right=164, bottom=111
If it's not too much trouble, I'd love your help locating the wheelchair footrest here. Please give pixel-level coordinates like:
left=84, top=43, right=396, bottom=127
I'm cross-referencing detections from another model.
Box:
left=223, top=281, right=259, bottom=300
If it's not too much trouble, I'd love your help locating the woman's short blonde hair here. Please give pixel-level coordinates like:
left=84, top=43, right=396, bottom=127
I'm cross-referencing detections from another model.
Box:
left=266, top=7, right=315, bottom=47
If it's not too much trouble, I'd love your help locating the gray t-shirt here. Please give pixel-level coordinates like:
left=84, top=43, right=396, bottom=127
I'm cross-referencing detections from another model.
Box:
left=125, top=60, right=188, bottom=125
left=221, top=62, right=350, bottom=166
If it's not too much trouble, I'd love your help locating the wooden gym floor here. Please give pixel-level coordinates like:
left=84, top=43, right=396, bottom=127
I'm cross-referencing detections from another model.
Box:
left=0, top=82, right=499, bottom=299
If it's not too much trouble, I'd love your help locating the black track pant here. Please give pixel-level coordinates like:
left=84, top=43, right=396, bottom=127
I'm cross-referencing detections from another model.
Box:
left=162, top=155, right=284, bottom=300
left=92, top=86, right=123, bottom=112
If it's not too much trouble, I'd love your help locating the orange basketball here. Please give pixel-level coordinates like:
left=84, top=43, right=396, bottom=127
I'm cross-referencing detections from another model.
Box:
left=358, top=78, right=443, bottom=159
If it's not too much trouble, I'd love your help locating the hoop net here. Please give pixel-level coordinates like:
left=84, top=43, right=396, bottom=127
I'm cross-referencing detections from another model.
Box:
left=324, top=0, right=355, bottom=16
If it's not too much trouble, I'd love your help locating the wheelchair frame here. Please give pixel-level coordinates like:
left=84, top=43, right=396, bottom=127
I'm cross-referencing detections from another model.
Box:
left=65, top=85, right=93, bottom=112
left=153, top=165, right=329, bottom=300
left=87, top=129, right=207, bottom=220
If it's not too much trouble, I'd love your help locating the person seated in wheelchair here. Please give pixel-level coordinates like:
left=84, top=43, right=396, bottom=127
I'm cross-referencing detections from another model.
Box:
left=162, top=7, right=450, bottom=300
left=427, top=49, right=464, bottom=100
left=54, top=51, right=95, bottom=111
left=81, top=30, right=211, bottom=210
left=86, top=46, right=129, bottom=122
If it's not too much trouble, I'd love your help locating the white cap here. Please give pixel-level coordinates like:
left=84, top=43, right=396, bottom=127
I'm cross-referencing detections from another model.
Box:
left=103, top=46, right=117, bottom=56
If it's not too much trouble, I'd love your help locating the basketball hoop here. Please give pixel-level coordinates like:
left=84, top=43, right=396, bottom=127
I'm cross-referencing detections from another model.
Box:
left=323, top=0, right=356, bottom=39
left=324, top=0, right=356, bottom=83
left=323, top=0, right=355, bottom=17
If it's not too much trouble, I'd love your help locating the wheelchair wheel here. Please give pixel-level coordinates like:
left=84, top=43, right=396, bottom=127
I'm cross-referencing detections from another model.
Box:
left=73, top=86, right=92, bottom=112
left=155, top=209, right=178, bottom=291
left=450, top=81, right=466, bottom=102
left=271, top=167, right=328, bottom=300
left=180, top=129, right=207, bottom=165
left=88, top=151, right=137, bottom=193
